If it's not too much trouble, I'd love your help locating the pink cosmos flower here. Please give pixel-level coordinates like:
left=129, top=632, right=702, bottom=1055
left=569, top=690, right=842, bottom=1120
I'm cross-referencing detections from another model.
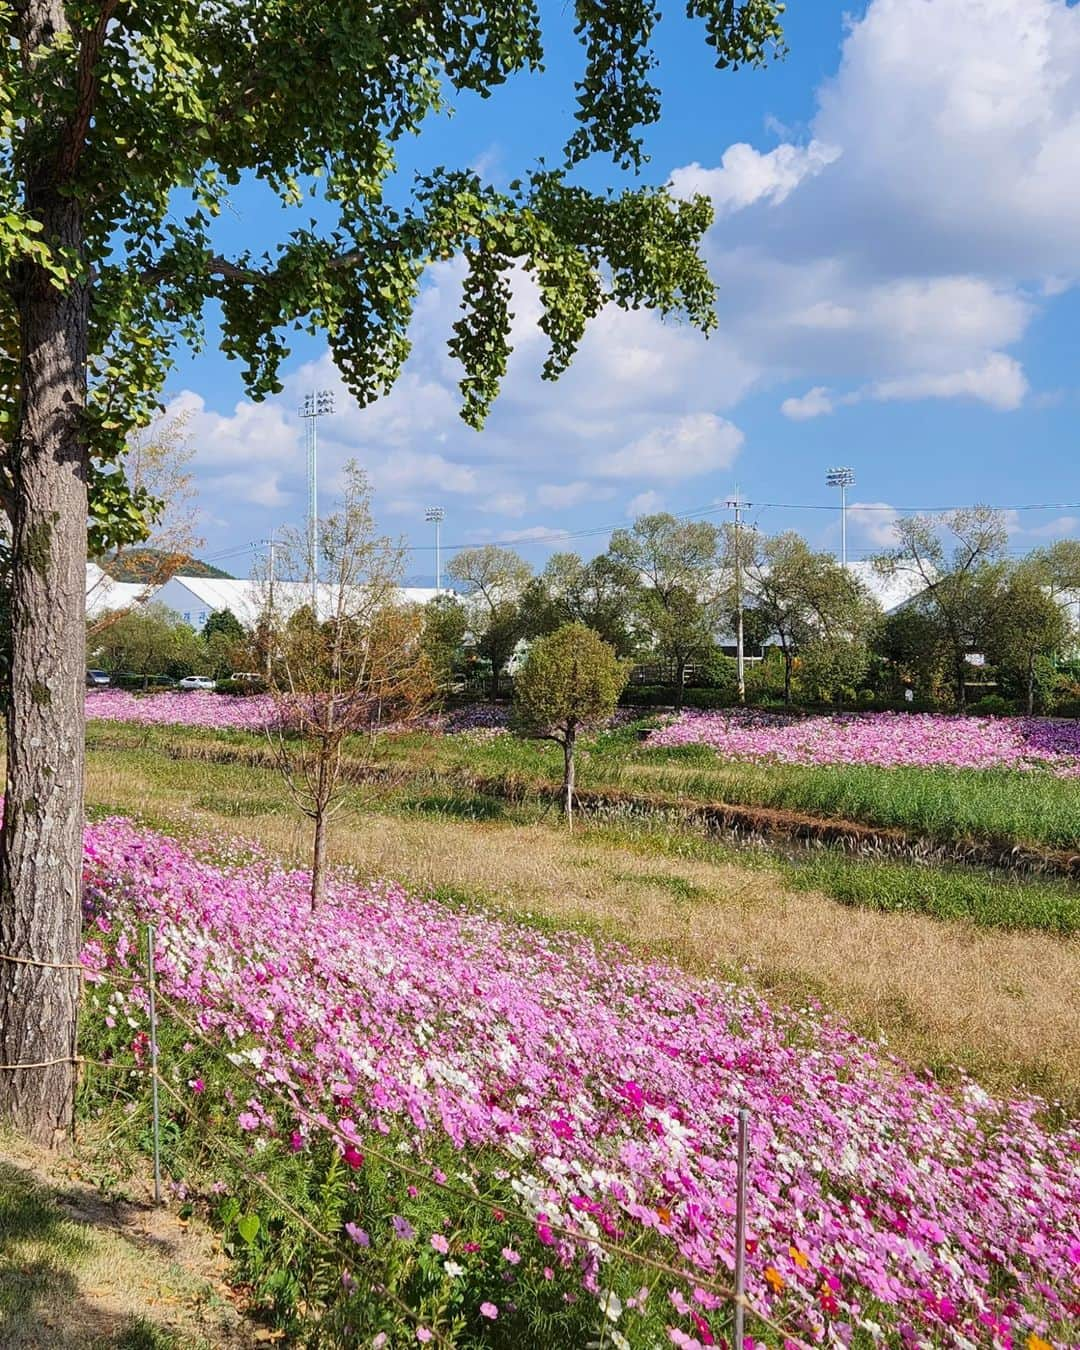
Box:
left=479, top=1302, right=498, bottom=1320
left=430, top=1233, right=449, bottom=1254
left=345, top=1222, right=370, bottom=1247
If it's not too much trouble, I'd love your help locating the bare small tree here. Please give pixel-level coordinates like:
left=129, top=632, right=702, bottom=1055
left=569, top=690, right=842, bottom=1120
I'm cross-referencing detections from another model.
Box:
left=256, top=464, right=435, bottom=906
left=88, top=410, right=205, bottom=632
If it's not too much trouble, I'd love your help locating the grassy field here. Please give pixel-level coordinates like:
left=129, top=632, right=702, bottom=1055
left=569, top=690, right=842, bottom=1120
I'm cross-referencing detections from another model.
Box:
left=379, top=725, right=1080, bottom=851
left=87, top=717, right=1080, bottom=853
left=83, top=734, right=1080, bottom=1112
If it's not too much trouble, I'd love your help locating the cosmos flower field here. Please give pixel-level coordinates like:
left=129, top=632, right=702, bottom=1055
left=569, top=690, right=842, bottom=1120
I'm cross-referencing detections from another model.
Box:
left=81, top=817, right=1079, bottom=1348
left=649, top=710, right=1080, bottom=778
left=85, top=688, right=276, bottom=731
left=84, top=689, right=511, bottom=736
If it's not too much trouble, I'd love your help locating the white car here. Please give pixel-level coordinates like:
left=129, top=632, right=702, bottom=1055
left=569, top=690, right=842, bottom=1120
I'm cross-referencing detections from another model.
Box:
left=178, top=675, right=216, bottom=691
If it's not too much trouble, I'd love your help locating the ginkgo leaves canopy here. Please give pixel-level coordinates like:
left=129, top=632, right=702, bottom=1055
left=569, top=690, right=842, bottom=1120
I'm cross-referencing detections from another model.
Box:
left=0, top=0, right=786, bottom=544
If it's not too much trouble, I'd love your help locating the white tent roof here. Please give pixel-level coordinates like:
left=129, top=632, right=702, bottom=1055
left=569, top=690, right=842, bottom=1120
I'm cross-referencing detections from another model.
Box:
left=85, top=563, right=149, bottom=619
left=844, top=560, right=929, bottom=614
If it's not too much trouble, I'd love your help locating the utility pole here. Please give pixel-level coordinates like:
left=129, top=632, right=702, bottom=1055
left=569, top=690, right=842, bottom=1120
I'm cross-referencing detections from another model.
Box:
left=263, top=529, right=276, bottom=679
left=300, top=390, right=335, bottom=615
left=425, top=506, right=445, bottom=592
left=727, top=490, right=746, bottom=705
left=826, top=466, right=855, bottom=568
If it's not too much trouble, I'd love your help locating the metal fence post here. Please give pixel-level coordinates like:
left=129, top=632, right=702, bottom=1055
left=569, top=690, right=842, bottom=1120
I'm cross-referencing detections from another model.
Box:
left=734, top=1107, right=749, bottom=1348
left=147, top=923, right=162, bottom=1206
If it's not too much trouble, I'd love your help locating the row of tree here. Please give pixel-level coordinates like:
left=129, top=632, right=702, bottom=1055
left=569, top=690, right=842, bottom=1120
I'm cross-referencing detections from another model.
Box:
left=434, top=508, right=1080, bottom=714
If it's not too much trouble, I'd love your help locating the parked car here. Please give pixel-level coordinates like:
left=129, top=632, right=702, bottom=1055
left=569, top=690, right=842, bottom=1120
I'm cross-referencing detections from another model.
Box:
left=86, top=669, right=111, bottom=687
left=230, top=671, right=265, bottom=684
left=178, top=675, right=216, bottom=691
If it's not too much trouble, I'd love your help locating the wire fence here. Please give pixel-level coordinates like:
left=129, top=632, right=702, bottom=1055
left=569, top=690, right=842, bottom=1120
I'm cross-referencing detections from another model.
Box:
left=0, top=931, right=812, bottom=1350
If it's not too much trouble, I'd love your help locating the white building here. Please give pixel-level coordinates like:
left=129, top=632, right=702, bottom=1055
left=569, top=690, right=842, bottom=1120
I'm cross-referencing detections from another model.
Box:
left=843, top=560, right=929, bottom=615
left=85, top=562, right=148, bottom=621
left=87, top=565, right=440, bottom=631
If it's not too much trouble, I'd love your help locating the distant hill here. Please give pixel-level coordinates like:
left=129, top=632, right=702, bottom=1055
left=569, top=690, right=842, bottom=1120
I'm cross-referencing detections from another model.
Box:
left=96, top=550, right=235, bottom=583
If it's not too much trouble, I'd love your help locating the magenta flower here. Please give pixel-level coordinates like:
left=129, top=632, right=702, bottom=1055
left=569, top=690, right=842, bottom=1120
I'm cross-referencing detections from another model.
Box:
left=479, top=1302, right=498, bottom=1320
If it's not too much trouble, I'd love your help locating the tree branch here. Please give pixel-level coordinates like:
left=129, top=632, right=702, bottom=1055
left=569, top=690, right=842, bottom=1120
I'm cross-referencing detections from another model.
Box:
left=58, top=0, right=119, bottom=180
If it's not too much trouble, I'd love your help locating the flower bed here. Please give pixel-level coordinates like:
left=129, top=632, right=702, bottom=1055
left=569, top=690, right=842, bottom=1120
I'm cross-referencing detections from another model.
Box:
left=648, top=710, right=1080, bottom=777
left=85, top=688, right=275, bottom=732
left=80, top=818, right=1078, bottom=1348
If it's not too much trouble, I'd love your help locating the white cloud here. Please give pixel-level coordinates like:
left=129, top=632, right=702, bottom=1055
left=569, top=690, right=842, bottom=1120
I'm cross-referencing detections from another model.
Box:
left=537, top=481, right=606, bottom=509
left=594, top=413, right=743, bottom=481
left=812, top=0, right=1080, bottom=280
left=869, top=352, right=1028, bottom=411
left=363, top=449, right=480, bottom=496
left=669, top=140, right=841, bottom=214
left=1003, top=510, right=1080, bottom=539
left=477, top=491, right=527, bottom=517
left=847, top=501, right=901, bottom=548
left=626, top=491, right=663, bottom=517
left=670, top=0, right=1080, bottom=416
left=781, top=386, right=835, bottom=421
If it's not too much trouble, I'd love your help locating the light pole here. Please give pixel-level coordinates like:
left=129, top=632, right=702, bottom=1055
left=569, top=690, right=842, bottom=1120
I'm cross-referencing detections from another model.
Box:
left=300, top=389, right=335, bottom=614
left=826, top=466, right=855, bottom=567
left=425, top=506, right=445, bottom=592
left=726, top=491, right=746, bottom=705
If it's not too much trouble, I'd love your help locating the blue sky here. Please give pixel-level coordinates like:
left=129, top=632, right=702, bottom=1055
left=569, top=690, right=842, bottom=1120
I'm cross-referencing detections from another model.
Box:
left=166, top=0, right=1080, bottom=584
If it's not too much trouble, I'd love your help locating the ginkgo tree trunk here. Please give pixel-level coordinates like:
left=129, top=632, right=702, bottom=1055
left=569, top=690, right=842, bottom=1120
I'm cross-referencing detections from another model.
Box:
left=0, top=0, right=786, bottom=1145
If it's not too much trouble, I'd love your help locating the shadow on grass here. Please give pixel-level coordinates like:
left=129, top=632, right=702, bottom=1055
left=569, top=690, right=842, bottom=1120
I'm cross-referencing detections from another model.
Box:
left=401, top=792, right=509, bottom=821
left=0, top=1160, right=181, bottom=1348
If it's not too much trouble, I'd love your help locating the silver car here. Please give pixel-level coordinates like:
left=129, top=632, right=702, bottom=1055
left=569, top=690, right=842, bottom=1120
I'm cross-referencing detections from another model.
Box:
left=178, top=675, right=216, bottom=691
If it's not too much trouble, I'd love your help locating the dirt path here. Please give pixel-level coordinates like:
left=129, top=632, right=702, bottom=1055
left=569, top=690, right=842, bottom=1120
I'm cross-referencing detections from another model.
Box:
left=0, top=1134, right=260, bottom=1348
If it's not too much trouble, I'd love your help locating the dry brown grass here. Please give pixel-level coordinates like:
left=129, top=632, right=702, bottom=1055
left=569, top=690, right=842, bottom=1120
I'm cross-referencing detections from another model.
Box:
left=0, top=1133, right=254, bottom=1347
left=85, top=757, right=1080, bottom=1108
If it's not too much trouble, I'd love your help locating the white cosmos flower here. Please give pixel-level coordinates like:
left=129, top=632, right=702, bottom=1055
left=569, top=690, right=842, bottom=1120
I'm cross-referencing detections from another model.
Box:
left=599, top=1290, right=623, bottom=1322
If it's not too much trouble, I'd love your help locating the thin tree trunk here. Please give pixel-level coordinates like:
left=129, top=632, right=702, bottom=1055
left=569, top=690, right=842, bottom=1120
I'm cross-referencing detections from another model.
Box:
left=955, top=657, right=967, bottom=712
left=674, top=658, right=686, bottom=712
left=310, top=807, right=327, bottom=909
left=562, top=730, right=575, bottom=831
left=1026, top=657, right=1035, bottom=717
left=0, top=157, right=89, bottom=1146
left=783, top=653, right=793, bottom=705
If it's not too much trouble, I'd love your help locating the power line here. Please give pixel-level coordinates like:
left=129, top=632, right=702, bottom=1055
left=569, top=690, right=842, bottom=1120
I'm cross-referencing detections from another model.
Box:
left=197, top=500, right=1080, bottom=563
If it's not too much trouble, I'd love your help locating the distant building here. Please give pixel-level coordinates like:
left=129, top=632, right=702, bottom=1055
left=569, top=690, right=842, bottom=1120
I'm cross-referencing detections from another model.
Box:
left=86, top=564, right=440, bottom=631
left=85, top=562, right=147, bottom=620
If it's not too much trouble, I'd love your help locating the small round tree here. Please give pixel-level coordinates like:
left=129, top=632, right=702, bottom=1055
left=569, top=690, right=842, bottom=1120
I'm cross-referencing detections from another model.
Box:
left=513, top=623, right=630, bottom=829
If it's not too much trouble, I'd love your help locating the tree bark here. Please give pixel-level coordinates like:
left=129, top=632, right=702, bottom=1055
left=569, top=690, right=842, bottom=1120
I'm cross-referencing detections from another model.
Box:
left=0, top=166, right=89, bottom=1146
left=674, top=657, right=686, bottom=712
left=562, top=729, right=575, bottom=831
left=1026, top=657, right=1035, bottom=717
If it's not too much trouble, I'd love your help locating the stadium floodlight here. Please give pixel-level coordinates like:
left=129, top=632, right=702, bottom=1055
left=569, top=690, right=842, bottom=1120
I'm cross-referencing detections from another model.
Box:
left=299, top=390, right=336, bottom=612
left=424, top=506, right=446, bottom=592
left=826, top=466, right=856, bottom=567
